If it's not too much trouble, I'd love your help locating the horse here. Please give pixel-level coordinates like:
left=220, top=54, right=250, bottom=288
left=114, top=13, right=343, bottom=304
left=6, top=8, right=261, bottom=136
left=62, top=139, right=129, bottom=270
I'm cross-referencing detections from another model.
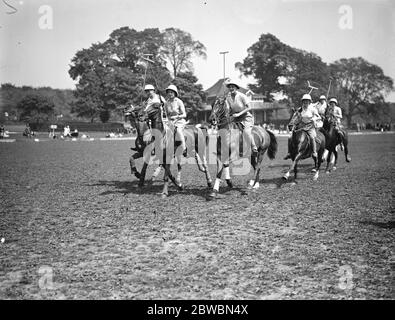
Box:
left=283, top=113, right=326, bottom=182
left=208, top=97, right=278, bottom=198
left=322, top=117, right=351, bottom=173
left=125, top=103, right=213, bottom=197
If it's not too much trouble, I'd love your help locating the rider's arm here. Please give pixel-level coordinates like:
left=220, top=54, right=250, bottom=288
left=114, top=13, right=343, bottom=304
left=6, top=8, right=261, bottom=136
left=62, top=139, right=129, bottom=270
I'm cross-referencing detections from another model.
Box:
left=171, top=99, right=186, bottom=120
left=334, top=107, right=342, bottom=119
left=232, top=94, right=251, bottom=117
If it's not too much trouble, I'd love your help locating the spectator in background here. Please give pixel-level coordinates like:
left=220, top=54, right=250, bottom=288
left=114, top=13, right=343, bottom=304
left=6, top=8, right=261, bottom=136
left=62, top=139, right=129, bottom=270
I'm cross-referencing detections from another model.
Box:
left=63, top=125, right=71, bottom=137
left=0, top=124, right=4, bottom=139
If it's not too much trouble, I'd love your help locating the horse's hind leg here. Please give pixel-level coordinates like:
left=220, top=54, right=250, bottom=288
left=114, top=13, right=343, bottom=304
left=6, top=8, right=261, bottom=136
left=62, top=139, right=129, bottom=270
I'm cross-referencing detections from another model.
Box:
left=138, top=162, right=148, bottom=187
left=249, top=151, right=264, bottom=189
left=223, top=164, right=233, bottom=188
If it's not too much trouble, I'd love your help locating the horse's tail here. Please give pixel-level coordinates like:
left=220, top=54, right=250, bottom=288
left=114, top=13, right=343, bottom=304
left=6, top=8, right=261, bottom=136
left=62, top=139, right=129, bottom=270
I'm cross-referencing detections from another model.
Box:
left=266, top=130, right=278, bottom=160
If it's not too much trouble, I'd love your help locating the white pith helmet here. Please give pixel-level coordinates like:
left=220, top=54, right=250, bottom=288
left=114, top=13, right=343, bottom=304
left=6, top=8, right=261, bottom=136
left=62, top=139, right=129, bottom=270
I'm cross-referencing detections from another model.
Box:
left=144, top=84, right=155, bottom=91
left=166, top=84, right=178, bottom=97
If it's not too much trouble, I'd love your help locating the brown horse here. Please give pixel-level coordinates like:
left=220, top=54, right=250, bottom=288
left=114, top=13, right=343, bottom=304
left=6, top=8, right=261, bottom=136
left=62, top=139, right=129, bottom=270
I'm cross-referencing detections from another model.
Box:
left=322, top=117, right=351, bottom=173
left=208, top=97, right=278, bottom=198
left=125, top=104, right=213, bottom=197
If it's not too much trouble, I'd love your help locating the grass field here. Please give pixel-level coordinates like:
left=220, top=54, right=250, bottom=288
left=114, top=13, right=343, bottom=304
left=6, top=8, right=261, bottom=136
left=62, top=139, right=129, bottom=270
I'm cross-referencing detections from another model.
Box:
left=0, top=133, right=394, bottom=299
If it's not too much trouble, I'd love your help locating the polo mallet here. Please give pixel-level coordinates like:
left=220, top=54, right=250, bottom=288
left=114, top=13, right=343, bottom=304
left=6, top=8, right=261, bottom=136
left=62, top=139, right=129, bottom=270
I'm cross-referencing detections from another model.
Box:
left=139, top=54, right=155, bottom=104
left=307, top=80, right=318, bottom=95
left=326, top=77, right=333, bottom=98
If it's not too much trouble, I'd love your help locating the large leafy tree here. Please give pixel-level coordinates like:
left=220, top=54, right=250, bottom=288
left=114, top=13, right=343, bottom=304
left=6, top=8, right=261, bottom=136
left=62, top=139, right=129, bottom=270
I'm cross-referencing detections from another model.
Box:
left=69, top=27, right=205, bottom=123
left=162, top=28, right=207, bottom=78
left=16, top=94, right=55, bottom=123
left=236, top=33, right=330, bottom=104
left=69, top=28, right=171, bottom=122
left=329, top=57, right=394, bottom=125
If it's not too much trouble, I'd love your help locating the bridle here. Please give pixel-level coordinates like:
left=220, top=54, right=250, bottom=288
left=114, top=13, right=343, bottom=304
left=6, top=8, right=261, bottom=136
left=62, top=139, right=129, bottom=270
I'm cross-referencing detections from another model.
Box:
left=211, top=97, right=231, bottom=128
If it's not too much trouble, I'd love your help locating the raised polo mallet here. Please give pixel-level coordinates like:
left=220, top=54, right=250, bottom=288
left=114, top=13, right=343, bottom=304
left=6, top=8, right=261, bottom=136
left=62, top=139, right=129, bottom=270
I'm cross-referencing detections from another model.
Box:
left=326, top=77, right=333, bottom=98
left=307, top=80, right=318, bottom=95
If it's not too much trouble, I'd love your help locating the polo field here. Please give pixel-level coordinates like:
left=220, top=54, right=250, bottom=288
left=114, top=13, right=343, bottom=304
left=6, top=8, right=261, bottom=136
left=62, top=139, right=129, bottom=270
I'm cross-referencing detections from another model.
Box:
left=0, top=132, right=393, bottom=299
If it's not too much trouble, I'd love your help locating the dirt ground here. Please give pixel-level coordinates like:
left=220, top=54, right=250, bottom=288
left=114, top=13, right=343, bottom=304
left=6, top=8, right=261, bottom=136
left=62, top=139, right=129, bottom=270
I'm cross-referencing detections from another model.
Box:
left=0, top=133, right=393, bottom=299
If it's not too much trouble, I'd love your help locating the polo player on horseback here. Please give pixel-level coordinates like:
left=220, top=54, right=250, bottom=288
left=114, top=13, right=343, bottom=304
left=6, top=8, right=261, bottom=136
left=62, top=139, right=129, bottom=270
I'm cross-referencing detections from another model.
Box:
left=163, top=84, right=187, bottom=155
left=313, top=95, right=328, bottom=128
left=224, top=79, right=258, bottom=157
left=326, top=98, right=342, bottom=130
left=289, top=93, right=321, bottom=158
left=325, top=98, right=346, bottom=148
left=143, top=84, right=166, bottom=130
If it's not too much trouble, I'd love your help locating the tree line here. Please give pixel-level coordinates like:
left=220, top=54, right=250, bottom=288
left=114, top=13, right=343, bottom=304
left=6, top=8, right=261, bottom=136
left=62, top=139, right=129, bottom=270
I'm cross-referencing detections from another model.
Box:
left=236, top=34, right=393, bottom=126
left=2, top=30, right=393, bottom=126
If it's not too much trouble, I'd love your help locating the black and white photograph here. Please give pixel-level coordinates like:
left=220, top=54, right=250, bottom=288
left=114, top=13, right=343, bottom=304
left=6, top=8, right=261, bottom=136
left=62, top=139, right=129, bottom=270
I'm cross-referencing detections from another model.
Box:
left=0, top=0, right=394, bottom=303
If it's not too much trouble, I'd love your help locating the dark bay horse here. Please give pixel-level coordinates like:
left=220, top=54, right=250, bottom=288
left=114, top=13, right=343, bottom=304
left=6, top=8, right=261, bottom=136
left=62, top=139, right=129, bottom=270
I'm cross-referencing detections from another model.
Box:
left=125, top=104, right=213, bottom=197
left=208, top=97, right=278, bottom=198
left=283, top=120, right=326, bottom=182
left=322, top=117, right=351, bottom=173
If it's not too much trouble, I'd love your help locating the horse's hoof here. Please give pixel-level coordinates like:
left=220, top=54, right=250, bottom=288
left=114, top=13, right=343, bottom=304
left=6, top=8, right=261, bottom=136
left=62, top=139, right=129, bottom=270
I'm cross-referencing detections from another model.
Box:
left=253, top=182, right=260, bottom=189
left=326, top=170, right=330, bottom=174
left=346, top=156, right=351, bottom=162
left=207, top=182, right=213, bottom=189
left=333, top=166, right=337, bottom=171
left=311, top=168, right=317, bottom=173
left=313, top=176, right=318, bottom=181
left=177, top=184, right=184, bottom=191
left=161, top=193, right=168, bottom=199
left=207, top=191, right=217, bottom=200
left=282, top=175, right=289, bottom=181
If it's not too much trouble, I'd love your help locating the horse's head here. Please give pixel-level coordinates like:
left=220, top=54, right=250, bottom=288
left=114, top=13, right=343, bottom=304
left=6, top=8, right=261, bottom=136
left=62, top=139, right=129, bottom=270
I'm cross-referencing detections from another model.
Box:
left=209, top=96, right=229, bottom=127
left=323, top=115, right=336, bottom=132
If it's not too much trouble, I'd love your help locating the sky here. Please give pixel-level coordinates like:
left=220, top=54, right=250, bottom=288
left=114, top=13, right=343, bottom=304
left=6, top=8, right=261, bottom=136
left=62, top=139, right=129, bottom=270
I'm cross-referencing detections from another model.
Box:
left=1, top=0, right=394, bottom=101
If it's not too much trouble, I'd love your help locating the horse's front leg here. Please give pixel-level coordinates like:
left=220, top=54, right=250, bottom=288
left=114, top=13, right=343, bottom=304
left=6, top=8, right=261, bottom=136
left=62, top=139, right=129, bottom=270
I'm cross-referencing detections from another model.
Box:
left=343, top=134, right=351, bottom=162
left=162, top=164, right=169, bottom=198
left=130, top=153, right=142, bottom=179
left=208, top=159, right=224, bottom=199
left=314, top=148, right=324, bottom=181
left=176, top=163, right=182, bottom=185
left=151, top=164, right=163, bottom=183
left=195, top=152, right=213, bottom=188
left=283, top=152, right=302, bottom=182
left=332, top=149, right=338, bottom=171
left=325, top=150, right=333, bottom=173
